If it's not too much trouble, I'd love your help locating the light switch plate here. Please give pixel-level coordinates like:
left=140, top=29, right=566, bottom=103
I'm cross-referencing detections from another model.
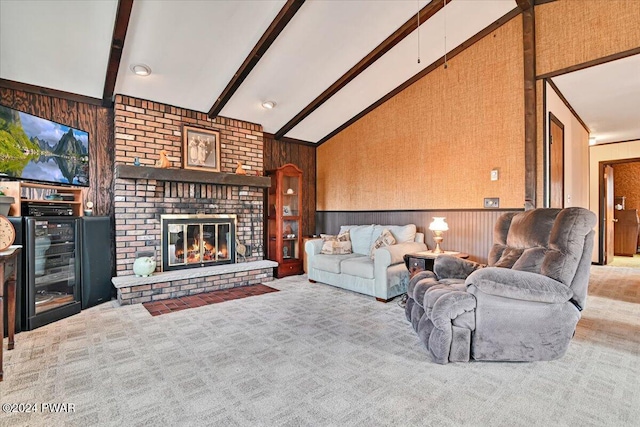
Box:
left=484, top=198, right=499, bottom=208
left=490, top=169, right=499, bottom=181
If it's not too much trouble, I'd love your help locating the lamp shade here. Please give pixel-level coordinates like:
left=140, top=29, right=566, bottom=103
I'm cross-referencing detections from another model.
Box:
left=428, top=217, right=449, bottom=232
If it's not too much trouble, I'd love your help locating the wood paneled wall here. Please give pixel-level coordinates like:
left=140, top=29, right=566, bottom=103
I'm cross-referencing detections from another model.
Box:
left=614, top=161, right=640, bottom=212
left=317, top=16, right=525, bottom=211
left=263, top=135, right=316, bottom=237
left=0, top=88, right=114, bottom=216
left=316, top=209, right=521, bottom=264
left=614, top=161, right=640, bottom=248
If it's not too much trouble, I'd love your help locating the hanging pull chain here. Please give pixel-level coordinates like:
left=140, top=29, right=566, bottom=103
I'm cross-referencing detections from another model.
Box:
left=443, top=0, right=448, bottom=69
left=417, top=0, right=421, bottom=64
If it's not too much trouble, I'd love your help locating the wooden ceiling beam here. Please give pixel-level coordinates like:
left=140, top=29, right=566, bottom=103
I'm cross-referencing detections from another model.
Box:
left=102, top=0, right=135, bottom=107
left=274, top=0, right=450, bottom=140
left=0, top=78, right=103, bottom=106
left=516, top=0, right=534, bottom=10
left=208, top=0, right=306, bottom=119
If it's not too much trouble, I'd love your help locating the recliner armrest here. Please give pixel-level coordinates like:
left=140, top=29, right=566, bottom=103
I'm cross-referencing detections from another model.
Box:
left=434, top=255, right=484, bottom=280
left=466, top=267, right=573, bottom=304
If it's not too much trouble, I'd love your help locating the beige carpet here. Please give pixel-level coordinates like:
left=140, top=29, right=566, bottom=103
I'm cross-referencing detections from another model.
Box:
left=1, top=266, right=639, bottom=427
left=609, top=254, right=640, bottom=269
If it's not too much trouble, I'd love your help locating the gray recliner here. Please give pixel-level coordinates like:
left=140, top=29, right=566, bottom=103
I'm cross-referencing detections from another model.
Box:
left=405, top=207, right=597, bottom=364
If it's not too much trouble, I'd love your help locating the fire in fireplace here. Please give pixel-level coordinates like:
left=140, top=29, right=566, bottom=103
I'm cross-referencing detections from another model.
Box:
left=161, top=214, right=237, bottom=271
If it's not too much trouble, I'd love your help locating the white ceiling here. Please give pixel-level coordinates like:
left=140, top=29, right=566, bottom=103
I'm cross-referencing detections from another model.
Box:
left=552, top=53, right=640, bottom=145
left=14, top=0, right=635, bottom=146
left=0, top=0, right=517, bottom=143
left=0, top=0, right=119, bottom=98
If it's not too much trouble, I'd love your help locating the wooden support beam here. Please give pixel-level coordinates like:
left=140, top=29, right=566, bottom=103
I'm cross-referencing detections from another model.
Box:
left=208, top=0, right=306, bottom=118
left=516, top=0, right=534, bottom=10
left=0, top=79, right=103, bottom=106
left=115, top=165, right=272, bottom=188
left=274, top=0, right=451, bottom=140
left=102, top=0, right=135, bottom=107
left=521, top=3, right=537, bottom=210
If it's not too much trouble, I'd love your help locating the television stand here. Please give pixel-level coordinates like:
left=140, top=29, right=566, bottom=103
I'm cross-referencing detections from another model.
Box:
left=2, top=182, right=84, bottom=217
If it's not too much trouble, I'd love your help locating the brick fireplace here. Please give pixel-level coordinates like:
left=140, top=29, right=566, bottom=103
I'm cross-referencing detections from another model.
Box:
left=111, top=95, right=277, bottom=305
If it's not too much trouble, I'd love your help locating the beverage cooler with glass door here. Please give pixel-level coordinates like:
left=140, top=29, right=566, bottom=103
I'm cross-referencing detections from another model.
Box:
left=24, top=217, right=81, bottom=330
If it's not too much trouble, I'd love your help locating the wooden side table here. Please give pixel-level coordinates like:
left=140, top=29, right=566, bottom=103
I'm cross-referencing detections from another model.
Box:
left=0, top=245, right=21, bottom=382
left=404, top=250, right=469, bottom=278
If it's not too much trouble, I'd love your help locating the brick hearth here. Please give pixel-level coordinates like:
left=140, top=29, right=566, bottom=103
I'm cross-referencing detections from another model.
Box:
left=112, top=260, right=277, bottom=305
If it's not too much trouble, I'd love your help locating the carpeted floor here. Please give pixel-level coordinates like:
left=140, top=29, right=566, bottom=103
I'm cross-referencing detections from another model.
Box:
left=1, top=266, right=639, bottom=427
left=609, top=254, right=640, bottom=269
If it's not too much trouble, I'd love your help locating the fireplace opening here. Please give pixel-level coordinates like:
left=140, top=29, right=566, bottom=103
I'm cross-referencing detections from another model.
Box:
left=161, top=214, right=237, bottom=271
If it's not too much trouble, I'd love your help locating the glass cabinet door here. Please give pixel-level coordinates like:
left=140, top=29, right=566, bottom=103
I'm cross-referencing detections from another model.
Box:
left=282, top=174, right=299, bottom=217
left=32, top=220, right=78, bottom=315
left=282, top=219, right=299, bottom=260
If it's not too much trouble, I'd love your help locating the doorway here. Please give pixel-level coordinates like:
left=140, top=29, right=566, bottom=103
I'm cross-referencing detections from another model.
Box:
left=599, top=159, right=640, bottom=268
left=549, top=113, right=565, bottom=208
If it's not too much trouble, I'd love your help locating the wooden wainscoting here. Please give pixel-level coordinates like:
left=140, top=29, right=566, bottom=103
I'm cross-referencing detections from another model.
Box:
left=316, top=209, right=522, bottom=264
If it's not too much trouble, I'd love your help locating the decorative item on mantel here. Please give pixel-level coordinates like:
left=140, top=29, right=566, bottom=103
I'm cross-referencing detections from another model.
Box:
left=134, top=157, right=141, bottom=166
left=235, top=161, right=247, bottom=175
left=156, top=150, right=171, bottom=168
left=133, top=250, right=157, bottom=277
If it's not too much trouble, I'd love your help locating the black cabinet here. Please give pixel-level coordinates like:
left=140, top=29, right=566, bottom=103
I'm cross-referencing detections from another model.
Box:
left=6, top=216, right=114, bottom=332
left=81, top=216, right=114, bottom=309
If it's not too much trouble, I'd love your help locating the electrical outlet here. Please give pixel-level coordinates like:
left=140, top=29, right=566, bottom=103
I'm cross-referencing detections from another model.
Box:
left=484, top=198, right=500, bottom=208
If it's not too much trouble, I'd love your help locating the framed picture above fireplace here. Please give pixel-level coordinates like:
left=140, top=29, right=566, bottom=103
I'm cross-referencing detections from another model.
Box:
left=182, top=126, right=221, bottom=172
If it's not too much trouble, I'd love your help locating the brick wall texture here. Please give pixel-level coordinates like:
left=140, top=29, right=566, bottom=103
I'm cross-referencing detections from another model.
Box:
left=113, top=95, right=267, bottom=281
left=114, top=95, right=263, bottom=173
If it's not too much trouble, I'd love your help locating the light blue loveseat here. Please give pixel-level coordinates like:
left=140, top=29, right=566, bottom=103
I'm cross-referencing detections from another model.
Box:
left=305, top=224, right=427, bottom=302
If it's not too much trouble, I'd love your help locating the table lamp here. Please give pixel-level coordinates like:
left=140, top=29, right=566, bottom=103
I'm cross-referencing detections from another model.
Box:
left=429, top=217, right=449, bottom=254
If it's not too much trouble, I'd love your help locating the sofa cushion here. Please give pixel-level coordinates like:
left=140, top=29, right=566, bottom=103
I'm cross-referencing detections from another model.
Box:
left=340, top=257, right=375, bottom=279
left=340, top=225, right=375, bottom=255
left=370, top=228, right=396, bottom=259
left=384, top=224, right=417, bottom=244
left=320, top=231, right=352, bottom=255
left=313, top=253, right=360, bottom=274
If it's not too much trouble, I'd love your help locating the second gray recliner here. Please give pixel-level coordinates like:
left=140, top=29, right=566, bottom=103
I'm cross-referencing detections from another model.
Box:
left=405, top=207, right=597, bottom=364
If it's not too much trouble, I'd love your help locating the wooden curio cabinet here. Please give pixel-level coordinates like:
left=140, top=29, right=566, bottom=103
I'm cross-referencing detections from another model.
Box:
left=266, top=163, right=303, bottom=278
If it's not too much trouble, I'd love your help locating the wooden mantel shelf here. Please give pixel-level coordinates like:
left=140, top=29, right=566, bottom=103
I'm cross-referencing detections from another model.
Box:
left=115, top=165, right=271, bottom=188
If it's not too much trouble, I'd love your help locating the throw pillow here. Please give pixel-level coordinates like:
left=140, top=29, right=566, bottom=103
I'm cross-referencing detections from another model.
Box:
left=320, top=231, right=352, bottom=255
left=370, top=228, right=396, bottom=259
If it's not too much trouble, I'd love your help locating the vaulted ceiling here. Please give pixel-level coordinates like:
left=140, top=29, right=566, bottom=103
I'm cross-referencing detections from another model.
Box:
left=0, top=0, right=638, bottom=145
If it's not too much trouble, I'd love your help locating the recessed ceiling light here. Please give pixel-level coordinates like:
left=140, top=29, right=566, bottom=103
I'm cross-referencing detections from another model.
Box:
left=130, top=64, right=151, bottom=76
left=261, top=101, right=276, bottom=109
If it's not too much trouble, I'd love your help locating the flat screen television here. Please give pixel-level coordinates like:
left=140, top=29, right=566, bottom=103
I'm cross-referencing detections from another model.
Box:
left=0, top=104, right=89, bottom=186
